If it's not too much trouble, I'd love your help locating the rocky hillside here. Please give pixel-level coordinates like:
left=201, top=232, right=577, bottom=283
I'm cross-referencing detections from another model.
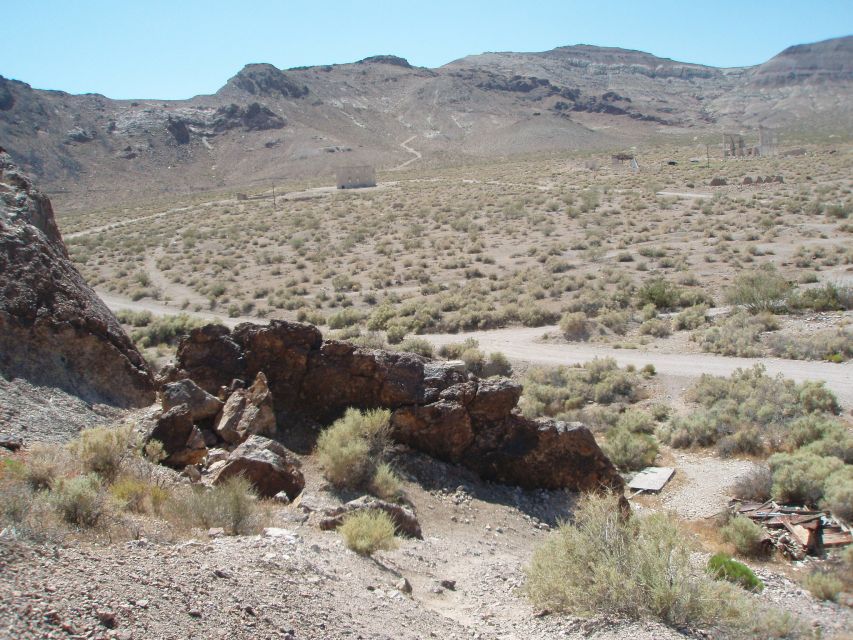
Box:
left=0, top=36, right=850, bottom=207
left=0, top=149, right=154, bottom=408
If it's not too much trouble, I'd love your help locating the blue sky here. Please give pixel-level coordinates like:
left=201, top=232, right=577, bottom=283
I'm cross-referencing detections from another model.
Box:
left=2, top=1, right=851, bottom=100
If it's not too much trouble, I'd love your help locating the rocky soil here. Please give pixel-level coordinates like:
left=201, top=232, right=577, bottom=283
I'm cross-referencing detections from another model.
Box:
left=2, top=451, right=850, bottom=640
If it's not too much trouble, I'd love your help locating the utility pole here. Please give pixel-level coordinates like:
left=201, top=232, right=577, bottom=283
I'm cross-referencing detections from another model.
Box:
left=272, top=185, right=277, bottom=211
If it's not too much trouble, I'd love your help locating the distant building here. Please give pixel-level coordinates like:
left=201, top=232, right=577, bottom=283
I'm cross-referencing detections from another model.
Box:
left=336, top=166, right=376, bottom=189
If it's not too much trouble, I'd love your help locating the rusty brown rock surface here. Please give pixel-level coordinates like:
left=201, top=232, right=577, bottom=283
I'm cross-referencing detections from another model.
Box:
left=0, top=150, right=154, bottom=408
left=210, top=435, right=305, bottom=499
left=175, top=320, right=623, bottom=492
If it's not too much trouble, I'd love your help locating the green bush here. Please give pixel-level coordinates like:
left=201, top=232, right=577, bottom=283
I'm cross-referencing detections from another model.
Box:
left=616, top=409, right=656, bottom=434
left=725, top=265, right=791, bottom=313
left=637, top=277, right=681, bottom=310
left=397, top=337, right=434, bottom=358
left=369, top=463, right=404, bottom=502
left=482, top=351, right=513, bottom=377
left=707, top=554, right=764, bottom=592
left=720, top=516, right=767, bottom=558
left=316, top=408, right=392, bottom=492
left=339, top=510, right=398, bottom=556
left=526, top=494, right=749, bottom=628
left=602, top=427, right=658, bottom=471
left=639, top=317, right=671, bottom=338
left=675, top=304, right=709, bottom=330
left=768, top=452, right=843, bottom=506
left=788, top=283, right=853, bottom=312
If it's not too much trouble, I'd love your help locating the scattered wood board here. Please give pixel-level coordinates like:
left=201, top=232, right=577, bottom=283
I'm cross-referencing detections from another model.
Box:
left=628, top=467, right=675, bottom=492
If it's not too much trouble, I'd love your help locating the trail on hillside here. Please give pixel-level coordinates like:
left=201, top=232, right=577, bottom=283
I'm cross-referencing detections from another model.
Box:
left=392, top=135, right=422, bottom=170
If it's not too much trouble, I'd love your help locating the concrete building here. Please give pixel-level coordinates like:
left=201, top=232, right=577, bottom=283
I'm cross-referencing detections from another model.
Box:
left=336, top=166, right=376, bottom=189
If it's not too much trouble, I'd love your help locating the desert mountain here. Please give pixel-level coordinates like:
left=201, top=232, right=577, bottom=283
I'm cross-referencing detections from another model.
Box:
left=0, top=36, right=850, bottom=207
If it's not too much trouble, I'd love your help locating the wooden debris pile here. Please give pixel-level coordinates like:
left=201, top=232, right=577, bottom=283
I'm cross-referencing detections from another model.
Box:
left=731, top=500, right=852, bottom=560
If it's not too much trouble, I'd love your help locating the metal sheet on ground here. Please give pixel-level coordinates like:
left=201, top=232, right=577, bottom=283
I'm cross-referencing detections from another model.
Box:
left=628, top=467, right=675, bottom=492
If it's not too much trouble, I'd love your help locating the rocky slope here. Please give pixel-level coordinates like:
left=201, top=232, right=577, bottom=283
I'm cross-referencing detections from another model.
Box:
left=0, top=36, right=850, bottom=208
left=0, top=149, right=154, bottom=408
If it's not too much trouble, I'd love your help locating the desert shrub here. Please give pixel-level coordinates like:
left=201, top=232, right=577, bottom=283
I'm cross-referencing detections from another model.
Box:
left=350, top=331, right=388, bottom=350
left=616, top=409, right=655, bottom=434
left=69, top=425, right=136, bottom=482
left=167, top=476, right=260, bottom=535
left=716, top=429, right=764, bottom=458
left=460, top=347, right=486, bottom=375
left=526, top=494, right=748, bottom=628
left=397, top=337, right=434, bottom=357
left=800, top=428, right=853, bottom=464
left=482, top=351, right=512, bottom=377
left=821, top=466, right=853, bottom=521
left=731, top=467, right=773, bottom=502
left=23, top=443, right=66, bottom=490
left=660, top=365, right=841, bottom=452
left=559, top=311, right=591, bottom=341
left=0, top=469, right=34, bottom=525
left=437, top=338, right=479, bottom=359
left=639, top=317, right=671, bottom=338
left=786, top=414, right=847, bottom=450
left=725, top=265, right=791, bottom=313
left=116, top=309, right=154, bottom=327
left=339, top=510, right=398, bottom=556
left=327, top=308, right=365, bottom=330
left=131, top=313, right=209, bottom=348
left=316, top=408, right=393, bottom=492
left=595, top=309, right=627, bottom=335
left=693, top=310, right=778, bottom=357
left=802, top=571, right=842, bottom=602
left=637, top=277, right=681, bottom=310
left=720, top=516, right=767, bottom=558
left=788, top=283, right=853, bottom=312
left=602, top=427, right=658, bottom=470
left=675, top=304, right=708, bottom=330
left=109, top=475, right=169, bottom=514
left=52, top=474, right=106, bottom=528
left=768, top=327, right=853, bottom=362
left=768, top=452, right=843, bottom=506
left=522, top=359, right=643, bottom=419
left=384, top=323, right=407, bottom=344
left=707, top=554, right=764, bottom=592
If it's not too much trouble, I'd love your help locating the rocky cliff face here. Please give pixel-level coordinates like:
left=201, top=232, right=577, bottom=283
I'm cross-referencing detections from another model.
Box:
left=173, top=321, right=623, bottom=492
left=0, top=149, right=154, bottom=407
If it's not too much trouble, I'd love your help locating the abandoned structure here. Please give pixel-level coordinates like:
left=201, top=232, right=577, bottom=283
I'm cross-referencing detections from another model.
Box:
left=723, top=133, right=747, bottom=158
left=723, top=127, right=779, bottom=158
left=336, top=165, right=376, bottom=189
left=611, top=153, right=639, bottom=173
left=759, top=126, right=779, bottom=157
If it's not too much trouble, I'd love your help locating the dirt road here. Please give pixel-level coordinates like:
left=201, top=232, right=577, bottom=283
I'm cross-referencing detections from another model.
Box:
left=421, top=325, right=853, bottom=408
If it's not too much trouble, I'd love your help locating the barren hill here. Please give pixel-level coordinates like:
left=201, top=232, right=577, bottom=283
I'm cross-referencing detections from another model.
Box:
left=0, top=36, right=850, bottom=207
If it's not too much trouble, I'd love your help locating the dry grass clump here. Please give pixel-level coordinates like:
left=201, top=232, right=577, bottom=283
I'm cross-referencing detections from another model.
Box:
left=731, top=467, right=773, bottom=502
left=165, top=476, right=261, bottom=535
left=525, top=493, right=750, bottom=630
left=339, top=510, right=399, bottom=556
left=316, top=408, right=403, bottom=501
left=802, top=571, right=842, bottom=602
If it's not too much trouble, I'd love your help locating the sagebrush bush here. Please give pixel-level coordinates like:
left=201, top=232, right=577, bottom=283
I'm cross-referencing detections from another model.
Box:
left=693, top=310, right=777, bottom=357
left=52, top=474, right=106, bottom=528
left=369, top=462, right=404, bottom=502
left=725, top=265, right=790, bottom=313
left=802, top=571, right=842, bottom=602
left=559, top=311, right=591, bottom=341
left=788, top=283, right=853, bottom=312
left=675, top=304, right=708, bottom=330
left=526, top=494, right=749, bottom=629
left=602, top=427, right=658, bottom=471
left=821, top=466, right=853, bottom=521
left=768, top=326, right=853, bottom=362
left=482, top=351, right=512, bottom=377
left=720, top=516, right=767, bottom=558
left=707, top=554, right=764, bottom=592
left=69, top=425, right=136, bottom=482
left=166, top=476, right=260, bottom=535
left=339, top=510, right=398, bottom=556
left=23, top=443, right=65, bottom=490
left=316, top=408, right=393, bottom=493
left=639, top=317, right=671, bottom=338
left=731, top=467, right=773, bottom=502
left=397, top=337, right=434, bottom=357
left=768, top=452, right=843, bottom=506
left=130, top=313, right=209, bottom=347
left=615, top=409, right=656, bottom=434
left=109, top=475, right=169, bottom=514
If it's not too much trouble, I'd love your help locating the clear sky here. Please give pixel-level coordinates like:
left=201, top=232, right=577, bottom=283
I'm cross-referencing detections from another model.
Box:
left=2, top=1, right=851, bottom=100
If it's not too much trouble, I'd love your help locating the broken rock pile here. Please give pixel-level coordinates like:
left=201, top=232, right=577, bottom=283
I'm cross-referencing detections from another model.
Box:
left=169, top=320, right=623, bottom=492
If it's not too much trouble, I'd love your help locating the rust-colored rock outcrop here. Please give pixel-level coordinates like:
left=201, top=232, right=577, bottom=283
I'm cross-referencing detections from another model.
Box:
left=0, top=150, right=154, bottom=407
left=175, top=320, right=623, bottom=492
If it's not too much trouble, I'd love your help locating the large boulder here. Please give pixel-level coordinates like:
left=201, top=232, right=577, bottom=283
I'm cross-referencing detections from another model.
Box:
left=210, top=435, right=304, bottom=499
left=176, top=321, right=624, bottom=493
left=320, top=496, right=422, bottom=539
left=145, top=404, right=207, bottom=468
left=214, top=372, right=276, bottom=444
left=0, top=150, right=154, bottom=407
left=161, top=378, right=222, bottom=421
